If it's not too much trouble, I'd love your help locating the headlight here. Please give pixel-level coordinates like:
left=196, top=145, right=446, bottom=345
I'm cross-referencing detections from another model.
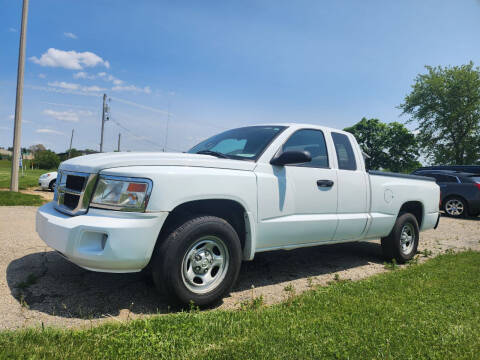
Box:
left=90, top=175, right=153, bottom=212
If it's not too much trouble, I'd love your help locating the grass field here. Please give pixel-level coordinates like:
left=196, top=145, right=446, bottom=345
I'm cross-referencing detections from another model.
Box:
left=0, top=191, right=44, bottom=206
left=0, top=251, right=479, bottom=359
left=0, top=159, right=55, bottom=190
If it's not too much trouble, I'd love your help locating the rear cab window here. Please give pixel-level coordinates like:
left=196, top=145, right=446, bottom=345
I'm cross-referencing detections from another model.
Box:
left=331, top=132, right=357, bottom=170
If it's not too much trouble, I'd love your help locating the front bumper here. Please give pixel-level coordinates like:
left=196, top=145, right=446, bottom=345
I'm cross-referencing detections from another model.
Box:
left=38, top=178, right=51, bottom=189
left=36, top=202, right=168, bottom=273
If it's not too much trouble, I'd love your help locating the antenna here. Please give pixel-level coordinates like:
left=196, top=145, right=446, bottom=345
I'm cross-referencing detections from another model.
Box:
left=163, top=99, right=171, bottom=152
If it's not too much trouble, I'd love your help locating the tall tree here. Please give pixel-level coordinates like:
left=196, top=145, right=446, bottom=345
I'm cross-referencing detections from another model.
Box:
left=399, top=62, right=480, bottom=165
left=345, top=118, right=420, bottom=173
left=344, top=118, right=388, bottom=170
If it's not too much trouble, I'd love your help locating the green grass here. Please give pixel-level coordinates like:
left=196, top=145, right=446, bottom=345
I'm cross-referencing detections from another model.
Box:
left=1, top=251, right=479, bottom=359
left=0, top=159, right=55, bottom=190
left=0, top=191, right=44, bottom=206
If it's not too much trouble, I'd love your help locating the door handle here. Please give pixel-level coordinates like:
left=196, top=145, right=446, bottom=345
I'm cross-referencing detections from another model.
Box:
left=317, top=180, right=334, bottom=187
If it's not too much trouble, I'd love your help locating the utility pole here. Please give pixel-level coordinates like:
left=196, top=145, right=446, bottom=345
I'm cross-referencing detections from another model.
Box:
left=10, top=0, right=29, bottom=192
left=68, top=129, right=74, bottom=159
left=100, top=93, right=109, bottom=152
left=117, top=133, right=121, bottom=152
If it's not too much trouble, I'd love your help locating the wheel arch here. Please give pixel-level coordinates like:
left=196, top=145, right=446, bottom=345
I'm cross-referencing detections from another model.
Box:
left=153, top=198, right=255, bottom=262
left=398, top=201, right=424, bottom=228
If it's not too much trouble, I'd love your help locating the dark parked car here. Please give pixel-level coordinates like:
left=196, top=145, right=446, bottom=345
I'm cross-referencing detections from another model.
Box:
left=412, top=170, right=480, bottom=218
left=414, top=165, right=480, bottom=175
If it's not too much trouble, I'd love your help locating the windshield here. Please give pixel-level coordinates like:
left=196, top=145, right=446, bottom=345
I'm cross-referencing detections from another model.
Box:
left=188, top=126, right=286, bottom=160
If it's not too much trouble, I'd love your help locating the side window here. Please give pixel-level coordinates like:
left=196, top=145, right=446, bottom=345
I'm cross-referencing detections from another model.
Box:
left=435, top=175, right=458, bottom=183
left=331, top=132, right=357, bottom=170
left=281, top=129, right=329, bottom=168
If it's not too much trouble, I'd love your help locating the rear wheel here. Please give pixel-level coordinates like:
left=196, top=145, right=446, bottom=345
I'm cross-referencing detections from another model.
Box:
left=381, top=213, right=419, bottom=264
left=443, top=197, right=467, bottom=218
left=151, top=216, right=242, bottom=307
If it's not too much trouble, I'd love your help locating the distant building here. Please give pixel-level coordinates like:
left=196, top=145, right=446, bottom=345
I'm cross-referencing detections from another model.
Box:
left=0, top=149, right=12, bottom=157
left=0, top=149, right=34, bottom=159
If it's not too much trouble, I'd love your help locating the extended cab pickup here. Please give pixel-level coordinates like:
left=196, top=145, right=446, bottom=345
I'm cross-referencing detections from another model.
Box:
left=36, top=124, right=440, bottom=306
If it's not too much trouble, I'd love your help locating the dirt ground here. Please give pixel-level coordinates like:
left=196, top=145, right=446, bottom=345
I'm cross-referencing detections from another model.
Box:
left=0, top=205, right=479, bottom=330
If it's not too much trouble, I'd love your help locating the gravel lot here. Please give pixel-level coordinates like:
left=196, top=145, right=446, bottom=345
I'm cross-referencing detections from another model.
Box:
left=1, top=205, right=479, bottom=330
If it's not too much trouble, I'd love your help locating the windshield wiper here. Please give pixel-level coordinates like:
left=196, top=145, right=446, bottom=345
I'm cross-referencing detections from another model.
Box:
left=196, top=150, right=230, bottom=159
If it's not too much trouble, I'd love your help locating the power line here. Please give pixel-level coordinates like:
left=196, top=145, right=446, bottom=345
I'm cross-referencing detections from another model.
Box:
left=109, top=116, right=166, bottom=151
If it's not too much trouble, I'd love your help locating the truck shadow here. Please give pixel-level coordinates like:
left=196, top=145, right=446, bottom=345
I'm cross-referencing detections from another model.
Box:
left=6, top=241, right=383, bottom=319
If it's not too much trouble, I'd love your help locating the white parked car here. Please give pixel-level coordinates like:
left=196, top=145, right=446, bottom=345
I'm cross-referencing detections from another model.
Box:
left=38, top=171, right=58, bottom=191
left=36, top=124, right=440, bottom=306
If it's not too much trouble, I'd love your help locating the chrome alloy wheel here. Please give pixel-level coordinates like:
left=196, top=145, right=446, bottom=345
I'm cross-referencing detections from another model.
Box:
left=400, top=223, right=415, bottom=255
left=181, top=236, right=229, bottom=294
left=445, top=199, right=464, bottom=216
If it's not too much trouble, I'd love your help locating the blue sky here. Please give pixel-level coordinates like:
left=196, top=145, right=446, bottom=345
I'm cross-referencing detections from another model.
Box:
left=1, top=0, right=480, bottom=153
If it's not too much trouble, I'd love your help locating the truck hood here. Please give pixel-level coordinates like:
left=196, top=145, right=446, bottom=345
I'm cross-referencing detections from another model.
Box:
left=59, top=152, right=257, bottom=173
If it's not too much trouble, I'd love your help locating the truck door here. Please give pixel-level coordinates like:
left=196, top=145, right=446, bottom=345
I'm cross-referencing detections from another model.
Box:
left=330, top=132, right=369, bottom=240
left=255, top=128, right=338, bottom=250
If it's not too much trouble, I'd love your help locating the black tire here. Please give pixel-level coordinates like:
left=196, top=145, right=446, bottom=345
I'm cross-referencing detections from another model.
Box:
left=151, top=216, right=242, bottom=307
left=48, top=179, right=56, bottom=191
left=443, top=196, right=468, bottom=218
left=381, top=213, right=419, bottom=264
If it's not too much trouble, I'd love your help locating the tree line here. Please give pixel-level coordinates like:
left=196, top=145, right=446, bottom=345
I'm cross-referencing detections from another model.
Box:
left=345, top=62, right=480, bottom=173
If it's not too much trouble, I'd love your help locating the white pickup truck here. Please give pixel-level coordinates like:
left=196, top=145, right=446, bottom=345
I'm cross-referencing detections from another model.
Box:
left=36, top=124, right=440, bottom=306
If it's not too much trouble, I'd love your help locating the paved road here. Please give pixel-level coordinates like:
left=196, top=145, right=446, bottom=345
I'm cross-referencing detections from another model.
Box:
left=1, top=206, right=479, bottom=330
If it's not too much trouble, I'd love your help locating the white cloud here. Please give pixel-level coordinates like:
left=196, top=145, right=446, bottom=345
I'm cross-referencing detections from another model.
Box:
left=47, top=80, right=105, bottom=93
left=43, top=109, right=94, bottom=123
left=82, top=85, right=106, bottom=92
left=9, top=28, right=17, bottom=32
left=98, top=72, right=123, bottom=85
left=112, top=85, right=151, bottom=94
left=63, top=32, right=77, bottom=39
left=38, top=73, right=47, bottom=79
left=48, top=81, right=80, bottom=90
left=30, top=48, right=110, bottom=70
left=73, top=71, right=95, bottom=79
left=43, top=109, right=79, bottom=122
left=36, top=128, right=65, bottom=135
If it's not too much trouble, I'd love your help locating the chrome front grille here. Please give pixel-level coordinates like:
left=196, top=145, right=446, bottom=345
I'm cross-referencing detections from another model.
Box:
left=54, top=170, right=98, bottom=216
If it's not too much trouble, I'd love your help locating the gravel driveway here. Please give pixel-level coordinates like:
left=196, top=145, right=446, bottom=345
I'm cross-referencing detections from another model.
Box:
left=1, top=206, right=479, bottom=330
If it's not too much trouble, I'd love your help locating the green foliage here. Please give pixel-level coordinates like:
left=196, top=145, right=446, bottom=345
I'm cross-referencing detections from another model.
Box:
left=384, top=258, right=398, bottom=270
left=399, top=62, right=480, bottom=165
left=35, top=150, right=60, bottom=170
left=1, top=252, right=480, bottom=359
left=0, top=191, right=44, bottom=206
left=344, top=118, right=421, bottom=172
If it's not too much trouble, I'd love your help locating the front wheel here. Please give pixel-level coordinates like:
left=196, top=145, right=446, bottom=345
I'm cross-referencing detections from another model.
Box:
left=151, top=216, right=242, bottom=307
left=49, top=179, right=56, bottom=192
left=381, top=213, right=419, bottom=264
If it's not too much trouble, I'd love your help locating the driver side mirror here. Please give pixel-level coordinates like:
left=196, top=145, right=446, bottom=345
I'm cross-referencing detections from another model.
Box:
left=270, top=150, right=312, bottom=166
